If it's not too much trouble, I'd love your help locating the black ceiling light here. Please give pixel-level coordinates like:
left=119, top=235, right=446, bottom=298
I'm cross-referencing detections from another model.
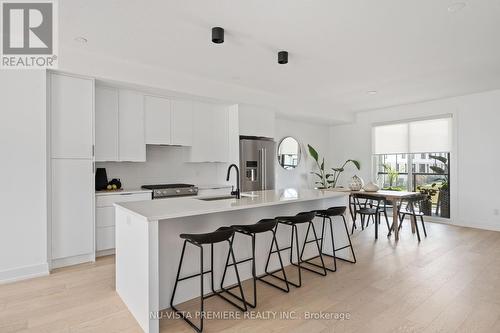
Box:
left=212, top=27, right=224, bottom=44
left=278, top=51, right=288, bottom=64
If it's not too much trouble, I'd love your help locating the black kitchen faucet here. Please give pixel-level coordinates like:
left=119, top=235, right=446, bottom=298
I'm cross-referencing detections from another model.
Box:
left=226, top=164, right=241, bottom=199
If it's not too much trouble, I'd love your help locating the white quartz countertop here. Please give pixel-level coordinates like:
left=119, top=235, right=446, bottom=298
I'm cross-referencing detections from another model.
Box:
left=95, top=188, right=152, bottom=196
left=115, top=188, right=347, bottom=222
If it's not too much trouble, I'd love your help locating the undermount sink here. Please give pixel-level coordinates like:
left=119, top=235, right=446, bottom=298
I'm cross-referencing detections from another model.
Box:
left=197, top=195, right=237, bottom=201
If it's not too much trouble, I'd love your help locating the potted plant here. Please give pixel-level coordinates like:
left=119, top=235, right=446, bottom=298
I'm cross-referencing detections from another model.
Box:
left=429, top=154, right=450, bottom=218
left=330, top=159, right=361, bottom=188
left=307, top=144, right=360, bottom=188
left=381, top=163, right=402, bottom=191
left=307, top=144, right=330, bottom=189
left=417, top=185, right=438, bottom=216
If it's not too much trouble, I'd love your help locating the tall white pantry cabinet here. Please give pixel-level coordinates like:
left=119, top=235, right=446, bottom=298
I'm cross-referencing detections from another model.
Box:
left=48, top=72, right=95, bottom=269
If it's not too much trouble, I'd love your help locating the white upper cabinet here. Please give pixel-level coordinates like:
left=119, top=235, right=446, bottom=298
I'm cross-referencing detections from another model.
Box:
left=50, top=73, right=94, bottom=159
left=118, top=90, right=146, bottom=162
left=226, top=105, right=240, bottom=165
left=145, top=95, right=172, bottom=145
left=95, top=86, right=119, bottom=161
left=171, top=99, right=193, bottom=146
left=190, top=102, right=238, bottom=163
left=95, top=88, right=146, bottom=162
left=212, top=107, right=229, bottom=162
left=190, top=102, right=213, bottom=162
left=144, top=96, right=193, bottom=146
left=238, top=104, right=275, bottom=139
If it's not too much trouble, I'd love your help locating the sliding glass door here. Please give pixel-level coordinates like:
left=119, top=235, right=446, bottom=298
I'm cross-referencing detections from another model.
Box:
left=373, top=117, right=452, bottom=218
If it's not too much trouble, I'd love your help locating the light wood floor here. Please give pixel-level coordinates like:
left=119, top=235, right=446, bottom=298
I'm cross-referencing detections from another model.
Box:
left=2, top=222, right=500, bottom=333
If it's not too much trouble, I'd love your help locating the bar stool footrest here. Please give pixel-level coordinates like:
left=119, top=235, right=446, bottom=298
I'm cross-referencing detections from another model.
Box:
left=290, top=260, right=328, bottom=276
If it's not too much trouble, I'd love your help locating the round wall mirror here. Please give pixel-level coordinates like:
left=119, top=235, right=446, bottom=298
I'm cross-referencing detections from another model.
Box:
left=277, top=136, right=301, bottom=170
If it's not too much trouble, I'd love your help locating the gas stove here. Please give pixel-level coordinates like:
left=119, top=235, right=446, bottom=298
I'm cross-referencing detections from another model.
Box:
left=141, top=183, right=198, bottom=199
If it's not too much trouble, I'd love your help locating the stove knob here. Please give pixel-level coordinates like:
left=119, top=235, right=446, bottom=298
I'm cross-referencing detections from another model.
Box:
left=175, top=189, right=181, bottom=194
left=188, top=189, right=193, bottom=192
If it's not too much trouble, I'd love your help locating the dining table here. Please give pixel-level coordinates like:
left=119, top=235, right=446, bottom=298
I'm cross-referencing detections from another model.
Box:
left=348, top=190, right=420, bottom=241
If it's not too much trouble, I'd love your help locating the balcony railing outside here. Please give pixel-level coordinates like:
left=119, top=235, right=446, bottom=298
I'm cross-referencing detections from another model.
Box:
left=377, top=171, right=450, bottom=218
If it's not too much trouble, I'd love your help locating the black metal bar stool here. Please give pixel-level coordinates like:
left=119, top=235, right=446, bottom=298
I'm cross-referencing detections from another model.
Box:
left=170, top=226, right=247, bottom=333
left=265, top=211, right=327, bottom=288
left=220, top=218, right=289, bottom=308
left=309, top=206, right=357, bottom=272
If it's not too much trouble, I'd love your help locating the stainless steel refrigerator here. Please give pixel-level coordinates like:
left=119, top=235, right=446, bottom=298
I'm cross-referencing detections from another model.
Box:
left=239, top=136, right=276, bottom=191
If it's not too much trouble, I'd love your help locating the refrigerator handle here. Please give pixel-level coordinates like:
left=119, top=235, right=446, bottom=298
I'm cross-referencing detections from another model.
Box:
left=263, top=148, right=267, bottom=190
left=259, top=148, right=264, bottom=190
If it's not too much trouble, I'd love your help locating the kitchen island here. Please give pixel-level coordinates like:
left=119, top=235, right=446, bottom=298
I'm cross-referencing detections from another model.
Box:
left=115, top=189, right=351, bottom=333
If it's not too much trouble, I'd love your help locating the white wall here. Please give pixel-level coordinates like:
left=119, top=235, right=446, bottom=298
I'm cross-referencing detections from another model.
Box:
left=97, top=145, right=231, bottom=189
left=0, top=71, right=49, bottom=283
left=329, top=89, right=500, bottom=231
left=275, top=118, right=330, bottom=189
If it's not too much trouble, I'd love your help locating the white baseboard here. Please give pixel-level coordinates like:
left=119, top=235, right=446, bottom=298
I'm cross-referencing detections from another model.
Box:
left=449, top=220, right=500, bottom=232
left=399, top=216, right=500, bottom=232
left=96, top=248, right=115, bottom=257
left=51, top=253, right=95, bottom=269
left=0, top=263, right=49, bottom=285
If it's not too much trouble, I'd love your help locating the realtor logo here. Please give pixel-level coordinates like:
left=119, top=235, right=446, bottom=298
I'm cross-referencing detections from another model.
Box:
left=1, top=0, right=58, bottom=68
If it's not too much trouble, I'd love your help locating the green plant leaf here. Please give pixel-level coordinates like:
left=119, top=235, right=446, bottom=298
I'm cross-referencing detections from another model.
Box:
left=307, top=144, right=319, bottom=162
left=320, top=158, right=325, bottom=171
left=429, top=155, right=447, bottom=164
left=430, top=166, right=445, bottom=174
left=348, top=159, right=361, bottom=170
left=332, top=167, right=344, bottom=172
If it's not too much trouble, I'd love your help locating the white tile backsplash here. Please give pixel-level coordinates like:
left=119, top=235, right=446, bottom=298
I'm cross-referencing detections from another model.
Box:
left=96, top=145, right=230, bottom=189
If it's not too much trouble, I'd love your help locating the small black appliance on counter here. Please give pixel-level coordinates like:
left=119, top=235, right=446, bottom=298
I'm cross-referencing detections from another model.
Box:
left=95, top=168, right=108, bottom=190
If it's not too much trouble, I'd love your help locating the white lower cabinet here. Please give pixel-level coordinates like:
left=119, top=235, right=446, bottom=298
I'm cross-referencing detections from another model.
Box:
left=51, top=159, right=94, bottom=264
left=95, top=192, right=151, bottom=255
left=96, top=226, right=115, bottom=252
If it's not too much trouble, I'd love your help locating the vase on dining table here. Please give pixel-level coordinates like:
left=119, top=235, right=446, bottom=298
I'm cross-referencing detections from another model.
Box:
left=348, top=175, right=364, bottom=191
left=363, top=181, right=380, bottom=192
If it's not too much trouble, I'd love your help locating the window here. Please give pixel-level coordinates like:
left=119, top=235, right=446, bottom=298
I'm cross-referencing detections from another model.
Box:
left=373, top=117, right=451, bottom=218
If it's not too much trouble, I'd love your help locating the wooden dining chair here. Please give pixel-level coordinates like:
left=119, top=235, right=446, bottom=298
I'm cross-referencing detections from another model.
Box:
left=396, top=194, right=428, bottom=241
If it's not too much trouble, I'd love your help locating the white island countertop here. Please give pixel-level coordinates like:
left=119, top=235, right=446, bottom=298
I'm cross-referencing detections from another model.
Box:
left=115, top=188, right=347, bottom=222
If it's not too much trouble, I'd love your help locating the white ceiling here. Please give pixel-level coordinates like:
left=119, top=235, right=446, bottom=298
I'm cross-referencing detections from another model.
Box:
left=60, top=0, right=500, bottom=122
